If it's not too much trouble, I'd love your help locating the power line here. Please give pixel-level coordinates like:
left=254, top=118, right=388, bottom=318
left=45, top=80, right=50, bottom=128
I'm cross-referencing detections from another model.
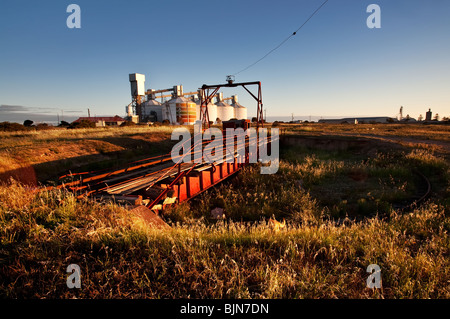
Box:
left=232, top=0, right=329, bottom=76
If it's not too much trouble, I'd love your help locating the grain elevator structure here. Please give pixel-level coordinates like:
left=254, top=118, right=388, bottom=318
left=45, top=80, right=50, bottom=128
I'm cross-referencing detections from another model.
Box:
left=127, top=73, right=247, bottom=124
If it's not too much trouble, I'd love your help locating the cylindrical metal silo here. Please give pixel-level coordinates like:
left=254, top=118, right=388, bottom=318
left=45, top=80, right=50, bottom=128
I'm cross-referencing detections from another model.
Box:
left=193, top=93, right=201, bottom=122
left=142, top=99, right=162, bottom=122
left=162, top=100, right=177, bottom=124
left=177, top=97, right=196, bottom=125
left=216, top=93, right=234, bottom=121
left=161, top=85, right=194, bottom=125
left=230, top=95, right=247, bottom=120
left=164, top=96, right=196, bottom=125
left=206, top=100, right=218, bottom=124
left=194, top=90, right=217, bottom=124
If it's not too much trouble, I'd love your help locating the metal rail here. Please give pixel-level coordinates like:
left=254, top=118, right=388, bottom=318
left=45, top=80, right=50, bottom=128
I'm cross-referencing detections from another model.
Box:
left=58, top=125, right=278, bottom=212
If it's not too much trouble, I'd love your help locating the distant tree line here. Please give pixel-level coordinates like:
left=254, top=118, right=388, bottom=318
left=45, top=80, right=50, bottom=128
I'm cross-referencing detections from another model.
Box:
left=0, top=120, right=53, bottom=132
left=0, top=119, right=99, bottom=132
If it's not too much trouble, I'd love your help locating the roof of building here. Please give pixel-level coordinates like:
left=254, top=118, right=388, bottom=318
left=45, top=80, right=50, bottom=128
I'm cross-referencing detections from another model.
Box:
left=73, top=115, right=125, bottom=123
left=230, top=102, right=245, bottom=108
left=216, top=101, right=232, bottom=107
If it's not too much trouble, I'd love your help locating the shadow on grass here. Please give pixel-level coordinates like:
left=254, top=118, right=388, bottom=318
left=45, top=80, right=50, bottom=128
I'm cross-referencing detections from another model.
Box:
left=0, top=136, right=177, bottom=185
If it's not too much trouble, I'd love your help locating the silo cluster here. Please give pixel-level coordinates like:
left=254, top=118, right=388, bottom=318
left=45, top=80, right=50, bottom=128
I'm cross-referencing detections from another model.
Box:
left=128, top=73, right=247, bottom=125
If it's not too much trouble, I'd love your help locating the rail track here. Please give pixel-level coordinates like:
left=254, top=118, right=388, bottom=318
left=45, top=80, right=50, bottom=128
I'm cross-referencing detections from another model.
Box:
left=58, top=124, right=278, bottom=213
left=393, top=169, right=432, bottom=213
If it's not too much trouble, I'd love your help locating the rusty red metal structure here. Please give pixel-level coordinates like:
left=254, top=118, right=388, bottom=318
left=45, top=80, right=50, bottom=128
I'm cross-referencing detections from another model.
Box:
left=58, top=80, right=274, bottom=213
left=59, top=120, right=277, bottom=212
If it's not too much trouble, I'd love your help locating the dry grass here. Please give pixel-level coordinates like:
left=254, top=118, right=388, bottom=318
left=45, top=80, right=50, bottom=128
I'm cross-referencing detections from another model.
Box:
left=0, top=125, right=175, bottom=144
left=0, top=123, right=449, bottom=299
left=279, top=123, right=450, bottom=142
left=0, top=181, right=448, bottom=299
left=0, top=126, right=176, bottom=182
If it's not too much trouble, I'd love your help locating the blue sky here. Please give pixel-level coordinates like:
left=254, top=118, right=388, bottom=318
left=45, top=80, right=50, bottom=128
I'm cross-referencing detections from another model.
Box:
left=1, top=0, right=449, bottom=123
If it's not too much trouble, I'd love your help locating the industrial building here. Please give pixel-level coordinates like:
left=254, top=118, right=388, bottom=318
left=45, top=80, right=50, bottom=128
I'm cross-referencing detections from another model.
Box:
left=73, top=115, right=125, bottom=127
left=318, top=117, right=397, bottom=124
left=425, top=108, right=432, bottom=121
left=127, top=73, right=247, bottom=124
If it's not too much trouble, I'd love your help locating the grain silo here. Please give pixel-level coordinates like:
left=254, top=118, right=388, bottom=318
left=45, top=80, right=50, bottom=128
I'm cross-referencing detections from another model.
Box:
left=141, top=99, right=162, bottom=122
left=230, top=95, right=247, bottom=120
left=216, top=92, right=234, bottom=122
left=163, top=85, right=196, bottom=124
left=194, top=90, right=201, bottom=122
left=162, top=100, right=176, bottom=124
left=196, top=89, right=217, bottom=124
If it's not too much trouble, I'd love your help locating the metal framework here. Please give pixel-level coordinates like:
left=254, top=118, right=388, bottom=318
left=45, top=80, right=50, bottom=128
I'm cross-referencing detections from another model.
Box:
left=199, top=78, right=264, bottom=130
left=58, top=79, right=273, bottom=216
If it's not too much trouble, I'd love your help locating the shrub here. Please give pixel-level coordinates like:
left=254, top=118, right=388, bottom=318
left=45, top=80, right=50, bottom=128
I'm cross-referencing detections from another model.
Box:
left=58, top=121, right=70, bottom=127
left=23, top=119, right=34, bottom=127
left=35, top=123, right=53, bottom=131
left=0, top=122, right=28, bottom=132
left=70, top=120, right=96, bottom=129
left=120, top=121, right=136, bottom=127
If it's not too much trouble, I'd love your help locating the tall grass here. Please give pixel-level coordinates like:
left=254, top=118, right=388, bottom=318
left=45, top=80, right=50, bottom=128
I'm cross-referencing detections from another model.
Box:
left=281, top=123, right=450, bottom=142
left=1, top=178, right=448, bottom=299
left=0, top=126, right=178, bottom=181
left=0, top=125, right=175, bottom=148
left=1, top=124, right=449, bottom=299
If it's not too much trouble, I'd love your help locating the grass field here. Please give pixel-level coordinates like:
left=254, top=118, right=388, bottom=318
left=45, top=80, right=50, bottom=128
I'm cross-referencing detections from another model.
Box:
left=0, top=123, right=449, bottom=298
left=0, top=126, right=177, bottom=183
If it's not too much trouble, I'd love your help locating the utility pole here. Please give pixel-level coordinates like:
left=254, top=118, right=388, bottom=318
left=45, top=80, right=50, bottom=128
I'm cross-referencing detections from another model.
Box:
left=291, top=113, right=294, bottom=122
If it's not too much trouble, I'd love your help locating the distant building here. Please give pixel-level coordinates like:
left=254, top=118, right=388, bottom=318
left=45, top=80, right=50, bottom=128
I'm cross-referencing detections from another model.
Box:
left=425, top=108, right=432, bottom=121
left=318, top=117, right=397, bottom=124
left=73, top=115, right=125, bottom=127
left=400, top=114, right=417, bottom=122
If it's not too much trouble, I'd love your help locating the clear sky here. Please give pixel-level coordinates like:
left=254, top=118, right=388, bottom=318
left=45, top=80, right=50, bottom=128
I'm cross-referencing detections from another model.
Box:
left=1, top=0, right=449, bottom=123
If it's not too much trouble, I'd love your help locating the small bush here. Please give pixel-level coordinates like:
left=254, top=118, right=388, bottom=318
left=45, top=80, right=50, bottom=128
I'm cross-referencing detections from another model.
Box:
left=36, top=123, right=54, bottom=131
left=120, top=121, right=136, bottom=127
left=69, top=120, right=96, bottom=129
left=23, top=120, right=34, bottom=127
left=0, top=122, right=28, bottom=132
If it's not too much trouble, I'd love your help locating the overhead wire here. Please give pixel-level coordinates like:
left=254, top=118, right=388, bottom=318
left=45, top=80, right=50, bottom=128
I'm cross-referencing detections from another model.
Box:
left=232, top=0, right=329, bottom=76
